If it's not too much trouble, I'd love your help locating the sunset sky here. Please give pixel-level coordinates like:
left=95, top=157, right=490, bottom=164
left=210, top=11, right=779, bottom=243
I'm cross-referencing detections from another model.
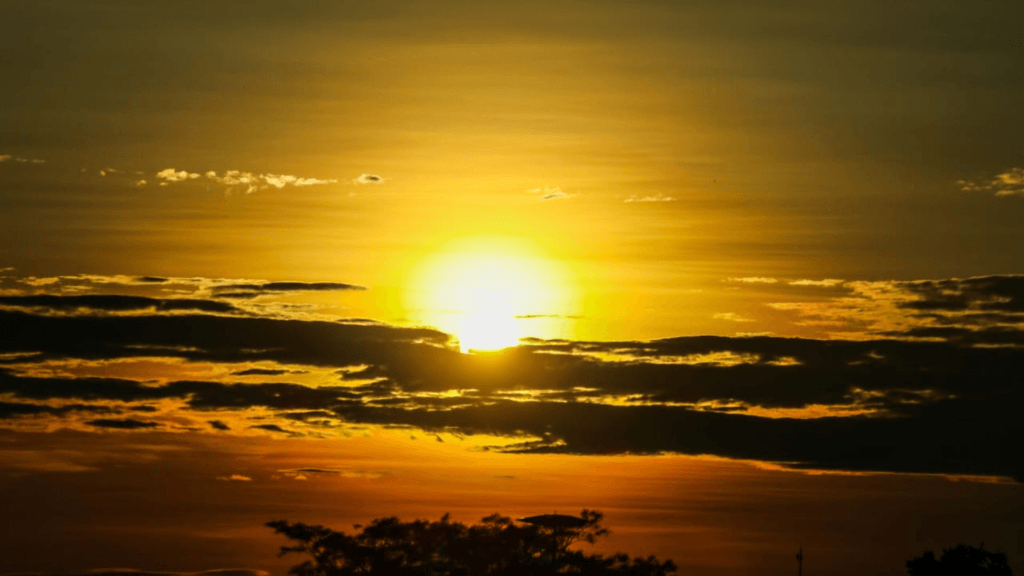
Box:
left=1, top=1, right=1023, bottom=575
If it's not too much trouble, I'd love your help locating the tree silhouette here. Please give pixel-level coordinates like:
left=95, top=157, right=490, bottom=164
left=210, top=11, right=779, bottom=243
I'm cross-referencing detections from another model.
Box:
left=907, top=544, right=1012, bottom=575
left=267, top=510, right=676, bottom=575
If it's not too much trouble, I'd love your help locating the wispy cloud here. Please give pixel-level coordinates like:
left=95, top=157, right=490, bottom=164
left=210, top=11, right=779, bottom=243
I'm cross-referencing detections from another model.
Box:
left=767, top=275, right=1024, bottom=344
left=789, top=279, right=845, bottom=287
left=958, top=167, right=1024, bottom=198
left=624, top=195, right=676, bottom=203
left=261, top=174, right=336, bottom=188
left=153, top=168, right=338, bottom=194
left=0, top=154, right=45, bottom=164
left=526, top=186, right=572, bottom=201
left=155, top=168, right=201, bottom=183
left=714, top=312, right=755, bottom=323
left=0, top=274, right=372, bottom=321
left=727, top=277, right=778, bottom=284
left=216, top=474, right=252, bottom=482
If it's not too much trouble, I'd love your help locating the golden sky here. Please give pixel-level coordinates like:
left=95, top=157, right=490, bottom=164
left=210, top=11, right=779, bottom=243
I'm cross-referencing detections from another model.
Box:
left=1, top=1, right=1023, bottom=575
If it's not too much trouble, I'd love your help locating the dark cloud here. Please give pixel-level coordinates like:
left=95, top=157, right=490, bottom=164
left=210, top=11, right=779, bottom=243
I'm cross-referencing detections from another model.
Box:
left=181, top=382, right=363, bottom=410
left=353, top=174, right=383, bottom=184
left=231, top=368, right=308, bottom=376
left=86, top=418, right=160, bottom=429
left=0, top=401, right=114, bottom=419
left=0, top=308, right=451, bottom=367
left=884, top=326, right=1024, bottom=347
left=284, top=468, right=343, bottom=475
left=330, top=398, right=1023, bottom=481
left=250, top=423, right=292, bottom=434
left=0, top=371, right=365, bottom=411
left=0, top=295, right=240, bottom=314
left=211, top=282, right=366, bottom=298
left=0, top=290, right=1021, bottom=480
left=282, top=411, right=338, bottom=421
left=136, top=276, right=169, bottom=283
left=0, top=311, right=1013, bottom=416
left=899, top=275, right=1024, bottom=313
left=0, top=371, right=174, bottom=403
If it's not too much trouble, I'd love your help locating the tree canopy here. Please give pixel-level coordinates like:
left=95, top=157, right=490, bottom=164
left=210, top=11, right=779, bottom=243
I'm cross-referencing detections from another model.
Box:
left=907, top=544, right=1012, bottom=576
left=267, top=510, right=676, bottom=576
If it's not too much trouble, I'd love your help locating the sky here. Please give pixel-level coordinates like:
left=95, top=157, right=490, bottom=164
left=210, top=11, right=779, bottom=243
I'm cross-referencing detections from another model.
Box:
left=1, top=1, right=1023, bottom=574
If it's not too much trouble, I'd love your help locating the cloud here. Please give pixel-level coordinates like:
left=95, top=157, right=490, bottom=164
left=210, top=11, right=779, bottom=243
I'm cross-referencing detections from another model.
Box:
left=347, top=398, right=1021, bottom=480
left=727, top=277, right=778, bottom=284
left=261, top=174, right=336, bottom=188
left=203, top=170, right=339, bottom=193
left=765, top=274, right=1024, bottom=344
left=714, top=313, right=755, bottom=323
left=210, top=282, right=366, bottom=298
left=0, top=400, right=115, bottom=419
left=958, top=167, right=1024, bottom=198
left=6, top=273, right=369, bottom=301
left=231, top=368, right=301, bottom=376
left=526, top=187, right=572, bottom=201
left=283, top=467, right=342, bottom=475
left=0, top=275, right=372, bottom=321
left=250, top=424, right=294, bottom=434
left=155, top=168, right=338, bottom=194
left=789, top=279, right=845, bottom=287
left=15, top=274, right=174, bottom=288
left=0, top=154, right=45, bottom=164
left=2, top=273, right=1023, bottom=481
left=216, top=474, right=252, bottom=482
left=155, top=168, right=201, bottom=183
left=86, top=418, right=160, bottom=430
left=624, top=195, right=676, bottom=203
left=0, top=294, right=242, bottom=315
left=0, top=318, right=1020, bottom=479
left=353, top=174, right=384, bottom=185
left=897, top=276, right=1024, bottom=314
left=278, top=468, right=382, bottom=479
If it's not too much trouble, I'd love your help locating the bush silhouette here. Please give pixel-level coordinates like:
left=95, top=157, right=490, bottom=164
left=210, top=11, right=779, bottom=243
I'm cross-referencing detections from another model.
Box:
left=267, top=509, right=676, bottom=575
left=907, top=544, right=1012, bottom=575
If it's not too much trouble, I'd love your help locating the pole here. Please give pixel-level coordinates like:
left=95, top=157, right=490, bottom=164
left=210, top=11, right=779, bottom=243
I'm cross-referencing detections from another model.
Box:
left=796, top=546, right=803, bottom=576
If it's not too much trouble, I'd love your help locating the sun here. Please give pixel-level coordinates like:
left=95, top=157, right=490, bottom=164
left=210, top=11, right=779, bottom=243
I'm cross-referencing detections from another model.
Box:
left=406, top=239, right=577, bottom=352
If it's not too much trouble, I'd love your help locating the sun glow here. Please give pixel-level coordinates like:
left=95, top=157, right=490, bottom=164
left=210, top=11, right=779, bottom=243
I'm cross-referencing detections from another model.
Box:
left=407, top=239, right=578, bottom=352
